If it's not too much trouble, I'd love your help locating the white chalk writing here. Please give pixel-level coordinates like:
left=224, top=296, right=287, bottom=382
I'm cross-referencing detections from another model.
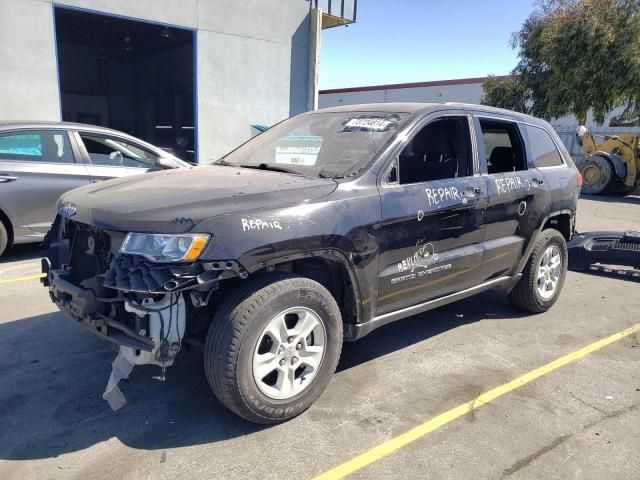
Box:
left=391, top=263, right=452, bottom=284
left=241, top=218, right=283, bottom=232
left=391, top=273, right=417, bottom=285
left=494, top=176, right=531, bottom=195
left=425, top=187, right=461, bottom=206
left=397, top=243, right=439, bottom=273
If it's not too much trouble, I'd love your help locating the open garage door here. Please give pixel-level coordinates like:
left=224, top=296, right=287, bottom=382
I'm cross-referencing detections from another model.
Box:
left=54, top=7, right=196, bottom=162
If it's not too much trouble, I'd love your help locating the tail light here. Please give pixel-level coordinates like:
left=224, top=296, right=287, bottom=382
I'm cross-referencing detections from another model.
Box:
left=577, top=172, right=583, bottom=189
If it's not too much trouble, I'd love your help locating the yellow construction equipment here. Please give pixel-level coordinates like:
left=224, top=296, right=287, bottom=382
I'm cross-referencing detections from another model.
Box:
left=575, top=126, right=639, bottom=195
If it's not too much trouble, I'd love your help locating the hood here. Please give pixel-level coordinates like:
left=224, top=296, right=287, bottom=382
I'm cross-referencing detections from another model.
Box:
left=59, top=165, right=337, bottom=233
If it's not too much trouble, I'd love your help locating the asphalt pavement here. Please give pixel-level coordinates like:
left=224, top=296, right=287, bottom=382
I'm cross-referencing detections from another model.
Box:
left=0, top=193, right=638, bottom=480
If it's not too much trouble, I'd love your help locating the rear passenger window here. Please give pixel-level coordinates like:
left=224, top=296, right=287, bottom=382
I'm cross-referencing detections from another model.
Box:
left=0, top=131, right=74, bottom=163
left=523, top=125, right=565, bottom=168
left=479, top=119, right=527, bottom=173
left=396, top=117, right=472, bottom=185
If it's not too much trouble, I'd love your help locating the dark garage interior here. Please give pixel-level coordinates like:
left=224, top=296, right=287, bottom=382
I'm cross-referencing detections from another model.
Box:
left=54, top=7, right=196, bottom=162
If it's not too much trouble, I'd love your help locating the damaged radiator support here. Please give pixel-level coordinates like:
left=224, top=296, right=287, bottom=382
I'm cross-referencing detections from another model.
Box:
left=102, top=253, right=247, bottom=295
left=103, top=293, right=186, bottom=411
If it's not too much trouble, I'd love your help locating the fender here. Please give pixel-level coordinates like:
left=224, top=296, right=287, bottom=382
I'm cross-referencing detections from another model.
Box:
left=513, top=209, right=575, bottom=279
left=249, top=248, right=364, bottom=327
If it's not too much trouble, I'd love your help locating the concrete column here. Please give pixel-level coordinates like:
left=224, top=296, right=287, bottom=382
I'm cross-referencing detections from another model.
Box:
left=307, top=7, right=322, bottom=111
left=0, top=0, right=61, bottom=121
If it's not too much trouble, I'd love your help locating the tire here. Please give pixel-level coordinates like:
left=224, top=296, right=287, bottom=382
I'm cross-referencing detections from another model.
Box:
left=0, top=220, right=9, bottom=258
left=509, top=229, right=568, bottom=313
left=578, top=155, right=614, bottom=195
left=204, top=273, right=343, bottom=424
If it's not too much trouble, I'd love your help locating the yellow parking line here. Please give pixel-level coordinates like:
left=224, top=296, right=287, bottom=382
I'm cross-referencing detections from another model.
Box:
left=0, top=273, right=46, bottom=284
left=313, top=323, right=640, bottom=480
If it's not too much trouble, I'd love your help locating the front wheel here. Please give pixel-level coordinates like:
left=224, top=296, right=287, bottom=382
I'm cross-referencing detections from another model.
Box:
left=509, top=229, right=568, bottom=313
left=204, top=273, right=342, bottom=424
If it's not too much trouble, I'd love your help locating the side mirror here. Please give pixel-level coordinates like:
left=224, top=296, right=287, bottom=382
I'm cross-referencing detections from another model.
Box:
left=155, top=156, right=179, bottom=169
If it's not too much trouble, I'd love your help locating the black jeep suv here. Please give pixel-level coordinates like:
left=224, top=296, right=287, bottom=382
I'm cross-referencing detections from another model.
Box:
left=42, top=103, right=580, bottom=424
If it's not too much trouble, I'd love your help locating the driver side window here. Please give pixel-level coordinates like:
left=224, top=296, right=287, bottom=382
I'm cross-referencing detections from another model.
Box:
left=79, top=134, right=159, bottom=169
left=394, top=117, right=473, bottom=185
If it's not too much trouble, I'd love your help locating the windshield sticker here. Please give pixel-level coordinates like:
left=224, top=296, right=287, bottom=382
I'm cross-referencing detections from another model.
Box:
left=340, top=114, right=401, bottom=133
left=275, top=133, right=322, bottom=166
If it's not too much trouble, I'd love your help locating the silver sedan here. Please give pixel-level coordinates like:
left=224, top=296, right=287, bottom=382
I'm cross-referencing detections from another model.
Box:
left=0, top=121, right=190, bottom=256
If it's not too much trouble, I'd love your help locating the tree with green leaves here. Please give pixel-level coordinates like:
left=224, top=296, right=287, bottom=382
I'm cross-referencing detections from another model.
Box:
left=481, top=76, right=531, bottom=113
left=483, top=0, right=640, bottom=126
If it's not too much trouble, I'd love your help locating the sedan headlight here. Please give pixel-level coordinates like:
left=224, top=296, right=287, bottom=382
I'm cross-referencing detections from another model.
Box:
left=120, top=233, right=210, bottom=262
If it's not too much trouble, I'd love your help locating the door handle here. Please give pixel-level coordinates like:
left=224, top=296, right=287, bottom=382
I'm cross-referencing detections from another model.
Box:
left=532, top=178, right=545, bottom=186
left=463, top=187, right=483, bottom=199
left=0, top=174, right=18, bottom=183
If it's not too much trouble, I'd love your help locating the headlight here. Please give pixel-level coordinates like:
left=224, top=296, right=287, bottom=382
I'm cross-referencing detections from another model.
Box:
left=120, top=233, right=210, bottom=262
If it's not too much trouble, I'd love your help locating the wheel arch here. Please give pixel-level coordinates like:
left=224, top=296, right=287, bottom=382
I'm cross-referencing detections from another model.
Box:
left=515, top=209, right=574, bottom=276
left=542, top=211, right=574, bottom=241
left=255, top=249, right=363, bottom=329
left=0, top=208, right=14, bottom=247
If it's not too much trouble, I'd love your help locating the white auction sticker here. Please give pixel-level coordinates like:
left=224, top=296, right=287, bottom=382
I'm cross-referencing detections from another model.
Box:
left=341, top=115, right=400, bottom=132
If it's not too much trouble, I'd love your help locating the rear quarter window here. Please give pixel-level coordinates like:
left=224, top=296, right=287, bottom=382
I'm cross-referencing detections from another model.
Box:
left=523, top=125, right=565, bottom=168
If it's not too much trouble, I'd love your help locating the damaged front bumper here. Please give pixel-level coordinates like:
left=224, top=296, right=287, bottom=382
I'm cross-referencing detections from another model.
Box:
left=41, top=216, right=246, bottom=355
left=42, top=258, right=156, bottom=352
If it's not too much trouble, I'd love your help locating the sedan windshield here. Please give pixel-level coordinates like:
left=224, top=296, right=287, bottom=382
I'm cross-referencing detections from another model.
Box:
left=215, top=111, right=411, bottom=178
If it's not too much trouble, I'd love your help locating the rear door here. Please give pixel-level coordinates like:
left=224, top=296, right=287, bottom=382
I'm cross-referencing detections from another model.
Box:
left=73, top=131, right=161, bottom=183
left=475, top=116, right=551, bottom=281
left=376, top=113, right=487, bottom=315
left=0, top=129, right=91, bottom=235
left=520, top=123, right=577, bottom=214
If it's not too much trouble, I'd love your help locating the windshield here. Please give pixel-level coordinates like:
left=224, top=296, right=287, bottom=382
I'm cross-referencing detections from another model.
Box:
left=215, top=111, right=411, bottom=178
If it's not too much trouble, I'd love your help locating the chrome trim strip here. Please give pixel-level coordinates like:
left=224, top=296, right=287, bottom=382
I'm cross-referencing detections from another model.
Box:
left=372, top=276, right=513, bottom=324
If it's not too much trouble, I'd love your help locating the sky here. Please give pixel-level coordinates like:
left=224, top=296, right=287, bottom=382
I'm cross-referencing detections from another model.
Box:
left=319, top=0, right=537, bottom=90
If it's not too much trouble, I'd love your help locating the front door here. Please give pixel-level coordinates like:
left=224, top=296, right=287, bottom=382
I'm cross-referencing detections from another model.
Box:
left=376, top=115, right=487, bottom=315
left=74, top=132, right=159, bottom=183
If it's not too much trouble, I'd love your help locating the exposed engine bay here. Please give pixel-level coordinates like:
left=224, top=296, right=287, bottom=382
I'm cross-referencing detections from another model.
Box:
left=42, top=216, right=243, bottom=408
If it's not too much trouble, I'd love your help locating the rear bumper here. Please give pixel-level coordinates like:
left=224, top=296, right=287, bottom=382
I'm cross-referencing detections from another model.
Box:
left=42, top=258, right=154, bottom=351
left=568, top=231, right=640, bottom=270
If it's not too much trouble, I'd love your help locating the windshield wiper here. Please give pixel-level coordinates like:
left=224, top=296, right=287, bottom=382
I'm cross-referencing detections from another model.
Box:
left=212, top=159, right=233, bottom=166
left=240, top=163, right=303, bottom=175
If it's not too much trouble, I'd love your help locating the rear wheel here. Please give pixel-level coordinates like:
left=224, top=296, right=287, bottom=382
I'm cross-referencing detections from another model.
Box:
left=579, top=155, right=614, bottom=195
left=0, top=220, right=9, bottom=257
left=509, top=229, right=568, bottom=313
left=204, top=273, right=342, bottom=424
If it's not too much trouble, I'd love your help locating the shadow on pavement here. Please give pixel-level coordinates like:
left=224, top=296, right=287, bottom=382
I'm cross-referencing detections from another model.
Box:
left=571, top=265, right=640, bottom=283
left=0, top=290, right=524, bottom=461
left=580, top=192, right=640, bottom=206
left=1, top=243, right=45, bottom=264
